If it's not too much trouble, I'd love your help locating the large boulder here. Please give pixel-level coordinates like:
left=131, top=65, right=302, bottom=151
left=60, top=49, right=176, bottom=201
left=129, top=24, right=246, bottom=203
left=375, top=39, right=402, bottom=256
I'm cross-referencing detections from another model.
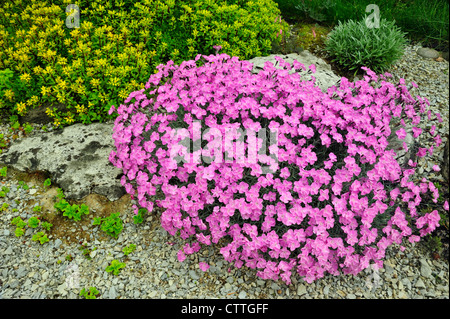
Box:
left=246, top=51, right=341, bottom=93
left=0, top=122, right=125, bottom=201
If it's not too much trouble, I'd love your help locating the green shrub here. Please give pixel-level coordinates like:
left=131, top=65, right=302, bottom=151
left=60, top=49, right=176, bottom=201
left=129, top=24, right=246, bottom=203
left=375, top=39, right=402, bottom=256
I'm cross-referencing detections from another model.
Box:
left=325, top=16, right=407, bottom=74
left=0, top=0, right=288, bottom=127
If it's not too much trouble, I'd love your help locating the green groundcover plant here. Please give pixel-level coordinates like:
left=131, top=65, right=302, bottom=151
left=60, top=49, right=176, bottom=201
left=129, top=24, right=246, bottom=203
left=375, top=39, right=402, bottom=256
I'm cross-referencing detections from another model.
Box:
left=109, top=50, right=447, bottom=284
left=325, top=16, right=407, bottom=74
left=0, top=0, right=288, bottom=127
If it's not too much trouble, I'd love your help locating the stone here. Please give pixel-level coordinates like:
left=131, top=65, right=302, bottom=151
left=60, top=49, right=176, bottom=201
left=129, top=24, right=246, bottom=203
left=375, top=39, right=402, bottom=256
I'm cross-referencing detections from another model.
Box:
left=238, top=291, right=247, bottom=299
left=442, top=51, right=449, bottom=61
left=297, top=284, right=307, bottom=296
left=245, top=51, right=340, bottom=93
left=419, top=258, right=433, bottom=279
left=19, top=102, right=71, bottom=125
left=415, top=278, right=426, bottom=289
left=0, top=123, right=125, bottom=201
left=417, top=47, right=439, bottom=59
left=442, top=139, right=449, bottom=183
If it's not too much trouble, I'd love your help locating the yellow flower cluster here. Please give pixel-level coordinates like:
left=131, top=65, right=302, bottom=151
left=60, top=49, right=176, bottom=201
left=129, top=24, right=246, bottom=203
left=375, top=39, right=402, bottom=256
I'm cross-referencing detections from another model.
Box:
left=0, top=0, right=286, bottom=127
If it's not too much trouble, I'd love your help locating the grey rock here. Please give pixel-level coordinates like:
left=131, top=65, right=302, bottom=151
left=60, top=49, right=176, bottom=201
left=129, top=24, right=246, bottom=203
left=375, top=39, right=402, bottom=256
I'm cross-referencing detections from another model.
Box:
left=54, top=239, right=62, bottom=249
left=297, top=284, right=307, bottom=296
left=442, top=51, right=449, bottom=61
left=245, top=51, right=340, bottom=93
left=238, top=291, right=247, bottom=299
left=189, top=270, right=199, bottom=281
left=419, top=258, right=433, bottom=278
left=417, top=47, right=439, bottom=59
left=415, top=278, right=426, bottom=289
left=108, top=286, right=117, bottom=299
left=0, top=123, right=125, bottom=201
left=16, top=266, right=27, bottom=278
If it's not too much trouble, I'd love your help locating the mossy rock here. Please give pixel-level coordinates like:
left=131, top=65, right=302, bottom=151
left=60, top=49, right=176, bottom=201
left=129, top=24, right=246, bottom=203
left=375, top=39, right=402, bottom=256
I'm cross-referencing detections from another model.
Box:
left=293, top=23, right=331, bottom=53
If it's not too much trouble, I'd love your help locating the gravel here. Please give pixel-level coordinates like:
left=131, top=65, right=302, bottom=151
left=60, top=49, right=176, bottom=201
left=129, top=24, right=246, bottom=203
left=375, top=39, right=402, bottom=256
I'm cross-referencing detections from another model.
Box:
left=0, top=43, right=448, bottom=299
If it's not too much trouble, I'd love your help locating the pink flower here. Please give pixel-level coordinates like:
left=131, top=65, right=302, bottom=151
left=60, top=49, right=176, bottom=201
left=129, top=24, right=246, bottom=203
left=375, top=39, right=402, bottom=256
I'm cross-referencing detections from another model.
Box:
left=199, top=262, right=210, bottom=271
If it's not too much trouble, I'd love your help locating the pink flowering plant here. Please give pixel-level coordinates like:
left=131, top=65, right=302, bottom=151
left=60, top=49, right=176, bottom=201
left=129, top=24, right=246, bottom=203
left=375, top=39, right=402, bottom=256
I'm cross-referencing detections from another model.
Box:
left=109, top=50, right=448, bottom=284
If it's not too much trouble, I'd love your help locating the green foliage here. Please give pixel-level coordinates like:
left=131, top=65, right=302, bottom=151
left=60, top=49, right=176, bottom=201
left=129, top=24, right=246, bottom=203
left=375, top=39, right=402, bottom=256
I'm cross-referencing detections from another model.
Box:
left=80, top=287, right=100, bottom=299
left=274, top=0, right=448, bottom=49
left=1, top=202, right=9, bottom=211
left=33, top=205, right=41, bottom=212
left=94, top=212, right=123, bottom=238
left=28, top=216, right=40, bottom=228
left=41, top=221, right=53, bottom=231
left=14, top=227, right=25, bottom=237
left=32, top=231, right=49, bottom=244
left=325, top=17, right=407, bottom=74
left=17, top=181, right=29, bottom=190
left=133, top=208, right=147, bottom=224
left=0, top=0, right=288, bottom=127
left=11, top=216, right=26, bottom=228
left=0, top=166, right=7, bottom=178
left=105, top=259, right=126, bottom=275
left=43, top=178, right=51, bottom=190
left=122, top=244, right=136, bottom=256
left=54, top=197, right=90, bottom=221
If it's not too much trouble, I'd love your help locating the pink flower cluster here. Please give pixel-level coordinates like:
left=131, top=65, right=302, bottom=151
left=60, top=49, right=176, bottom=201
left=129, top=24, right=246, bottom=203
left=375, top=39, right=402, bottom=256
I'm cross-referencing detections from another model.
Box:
left=109, top=53, right=448, bottom=284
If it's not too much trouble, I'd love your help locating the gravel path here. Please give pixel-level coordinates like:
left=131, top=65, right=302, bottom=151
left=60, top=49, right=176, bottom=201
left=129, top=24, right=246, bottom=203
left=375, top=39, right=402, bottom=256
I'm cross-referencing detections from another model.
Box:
left=0, top=43, right=448, bottom=300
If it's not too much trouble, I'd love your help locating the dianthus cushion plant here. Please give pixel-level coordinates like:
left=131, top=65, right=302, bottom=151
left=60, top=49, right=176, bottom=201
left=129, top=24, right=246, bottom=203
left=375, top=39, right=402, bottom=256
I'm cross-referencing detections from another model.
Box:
left=109, top=52, right=447, bottom=284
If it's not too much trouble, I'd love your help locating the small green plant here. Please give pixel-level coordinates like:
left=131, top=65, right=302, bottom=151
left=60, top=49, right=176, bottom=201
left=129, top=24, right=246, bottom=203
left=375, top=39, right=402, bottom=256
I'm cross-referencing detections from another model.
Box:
left=32, top=231, right=49, bottom=244
left=78, top=243, right=96, bottom=260
left=11, top=216, right=27, bottom=237
left=93, top=212, right=123, bottom=238
left=23, top=123, right=33, bottom=134
left=15, top=227, right=25, bottom=237
left=1, top=202, right=9, bottom=211
left=43, top=178, right=51, bottom=190
left=56, top=188, right=65, bottom=200
left=325, top=16, right=407, bottom=74
left=28, top=216, right=40, bottom=229
left=133, top=208, right=147, bottom=224
left=65, top=254, right=73, bottom=262
left=0, top=166, right=7, bottom=178
left=10, top=121, right=20, bottom=132
left=33, top=205, right=42, bottom=213
left=0, top=134, right=7, bottom=149
left=18, top=181, right=29, bottom=190
left=105, top=259, right=126, bottom=275
left=122, top=244, right=136, bottom=256
left=0, top=186, right=9, bottom=197
left=80, top=287, right=100, bottom=299
left=55, top=199, right=90, bottom=222
left=41, top=221, right=53, bottom=231
left=11, top=216, right=26, bottom=228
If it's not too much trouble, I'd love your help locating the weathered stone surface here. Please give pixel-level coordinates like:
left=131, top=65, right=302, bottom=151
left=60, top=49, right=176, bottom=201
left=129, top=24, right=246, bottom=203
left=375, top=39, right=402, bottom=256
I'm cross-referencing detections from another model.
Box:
left=0, top=122, right=124, bottom=201
left=245, top=51, right=340, bottom=93
left=417, top=47, right=439, bottom=59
